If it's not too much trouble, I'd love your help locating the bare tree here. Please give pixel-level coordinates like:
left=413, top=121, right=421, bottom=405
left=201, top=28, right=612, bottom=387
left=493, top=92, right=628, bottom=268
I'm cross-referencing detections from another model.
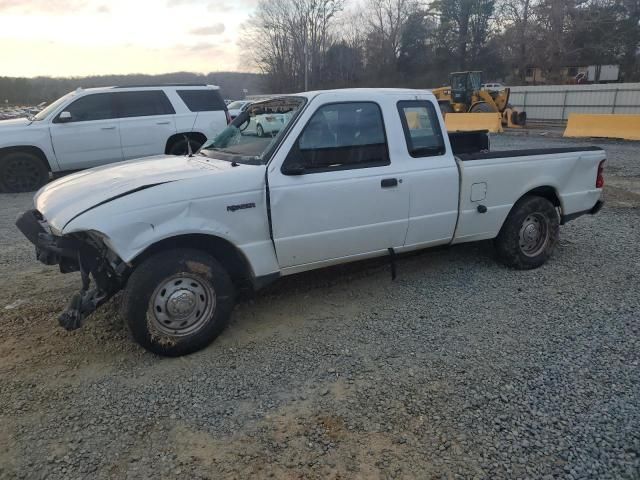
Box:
left=366, top=0, right=418, bottom=72
left=247, top=0, right=344, bottom=92
left=499, top=0, right=536, bottom=81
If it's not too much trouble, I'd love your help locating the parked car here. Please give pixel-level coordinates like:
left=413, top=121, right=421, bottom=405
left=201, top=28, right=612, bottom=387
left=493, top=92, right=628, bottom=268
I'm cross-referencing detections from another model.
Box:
left=226, top=100, right=253, bottom=119
left=243, top=111, right=292, bottom=137
left=16, top=88, right=605, bottom=356
left=482, top=82, right=506, bottom=92
left=0, top=84, right=230, bottom=192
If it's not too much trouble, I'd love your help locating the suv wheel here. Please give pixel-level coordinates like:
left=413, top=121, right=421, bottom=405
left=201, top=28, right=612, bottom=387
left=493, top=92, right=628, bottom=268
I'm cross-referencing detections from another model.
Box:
left=121, top=248, right=235, bottom=356
left=0, top=151, right=49, bottom=193
left=169, top=138, right=202, bottom=156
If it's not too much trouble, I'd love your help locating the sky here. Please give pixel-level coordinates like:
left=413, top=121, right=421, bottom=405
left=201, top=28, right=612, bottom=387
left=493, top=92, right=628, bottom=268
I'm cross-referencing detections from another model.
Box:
left=0, top=0, right=259, bottom=77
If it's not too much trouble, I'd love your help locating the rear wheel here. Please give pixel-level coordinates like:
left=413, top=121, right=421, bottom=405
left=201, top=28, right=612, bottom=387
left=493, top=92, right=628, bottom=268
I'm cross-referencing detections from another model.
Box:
left=470, top=102, right=494, bottom=113
left=0, top=151, right=49, bottom=193
left=256, top=124, right=264, bottom=137
left=168, top=137, right=202, bottom=156
left=121, top=248, right=235, bottom=356
left=494, top=196, right=559, bottom=270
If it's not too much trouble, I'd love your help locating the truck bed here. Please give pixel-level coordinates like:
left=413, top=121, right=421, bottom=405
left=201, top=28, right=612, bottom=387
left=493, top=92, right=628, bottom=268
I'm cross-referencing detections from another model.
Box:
left=457, top=146, right=603, bottom=161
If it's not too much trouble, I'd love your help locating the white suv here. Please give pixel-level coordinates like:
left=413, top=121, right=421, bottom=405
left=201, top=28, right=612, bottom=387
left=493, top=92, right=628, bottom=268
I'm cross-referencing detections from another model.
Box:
left=0, top=84, right=230, bottom=192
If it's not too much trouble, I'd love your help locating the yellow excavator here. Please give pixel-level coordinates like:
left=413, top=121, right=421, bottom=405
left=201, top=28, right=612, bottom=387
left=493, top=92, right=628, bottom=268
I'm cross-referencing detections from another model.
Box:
left=432, top=71, right=527, bottom=127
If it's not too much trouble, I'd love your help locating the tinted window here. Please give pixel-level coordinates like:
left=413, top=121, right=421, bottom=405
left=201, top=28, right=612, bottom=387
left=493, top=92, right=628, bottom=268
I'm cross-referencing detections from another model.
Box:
left=397, top=101, right=445, bottom=157
left=115, top=91, right=175, bottom=118
left=57, top=93, right=115, bottom=122
left=284, top=102, right=389, bottom=173
left=177, top=89, right=226, bottom=112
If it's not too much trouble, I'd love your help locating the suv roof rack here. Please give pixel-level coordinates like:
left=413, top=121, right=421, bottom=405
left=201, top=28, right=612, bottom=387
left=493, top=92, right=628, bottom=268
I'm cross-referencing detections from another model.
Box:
left=112, top=84, right=210, bottom=88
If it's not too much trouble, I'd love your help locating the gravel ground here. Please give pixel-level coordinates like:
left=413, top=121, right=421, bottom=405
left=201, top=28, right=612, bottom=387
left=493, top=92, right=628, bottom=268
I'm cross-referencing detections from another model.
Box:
left=1, top=135, right=639, bottom=479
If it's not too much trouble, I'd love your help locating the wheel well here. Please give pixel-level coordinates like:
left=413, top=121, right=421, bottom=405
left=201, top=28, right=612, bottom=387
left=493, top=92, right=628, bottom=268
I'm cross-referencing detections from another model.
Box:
left=0, top=145, right=51, bottom=172
left=165, top=132, right=207, bottom=153
left=524, top=186, right=561, bottom=209
left=498, top=186, right=562, bottom=234
left=133, top=234, right=254, bottom=290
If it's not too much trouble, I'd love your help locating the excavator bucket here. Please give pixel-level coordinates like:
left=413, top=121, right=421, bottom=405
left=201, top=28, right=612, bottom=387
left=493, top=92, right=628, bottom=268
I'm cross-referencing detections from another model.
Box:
left=445, top=112, right=503, bottom=133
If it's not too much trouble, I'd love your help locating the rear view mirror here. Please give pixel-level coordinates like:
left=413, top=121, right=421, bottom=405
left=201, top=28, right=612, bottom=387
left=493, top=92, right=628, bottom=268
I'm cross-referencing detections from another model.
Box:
left=57, top=111, right=72, bottom=123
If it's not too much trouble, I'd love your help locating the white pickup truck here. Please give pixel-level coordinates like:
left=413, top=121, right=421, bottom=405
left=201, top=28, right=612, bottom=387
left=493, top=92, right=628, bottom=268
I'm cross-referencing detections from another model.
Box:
left=16, top=89, right=605, bottom=356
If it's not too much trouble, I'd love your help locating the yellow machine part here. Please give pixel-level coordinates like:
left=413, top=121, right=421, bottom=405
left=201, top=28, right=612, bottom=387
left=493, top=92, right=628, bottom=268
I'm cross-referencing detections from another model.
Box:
left=564, top=114, right=640, bottom=141
left=444, top=113, right=503, bottom=133
left=502, top=108, right=522, bottom=128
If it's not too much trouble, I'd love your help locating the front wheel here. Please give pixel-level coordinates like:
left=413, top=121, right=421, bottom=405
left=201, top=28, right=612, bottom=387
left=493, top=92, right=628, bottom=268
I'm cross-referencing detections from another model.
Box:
left=256, top=124, right=264, bottom=137
left=0, top=151, right=49, bottom=193
left=121, top=248, right=235, bottom=356
left=494, top=196, right=559, bottom=269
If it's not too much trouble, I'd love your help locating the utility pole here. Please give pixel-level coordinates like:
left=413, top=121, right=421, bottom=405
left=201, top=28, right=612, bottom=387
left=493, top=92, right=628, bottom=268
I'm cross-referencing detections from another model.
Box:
left=304, top=26, right=309, bottom=91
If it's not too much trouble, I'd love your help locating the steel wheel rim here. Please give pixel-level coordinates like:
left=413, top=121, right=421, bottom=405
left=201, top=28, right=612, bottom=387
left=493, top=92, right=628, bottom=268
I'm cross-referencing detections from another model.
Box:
left=149, top=274, right=216, bottom=337
left=519, top=213, right=549, bottom=257
left=5, top=158, right=41, bottom=191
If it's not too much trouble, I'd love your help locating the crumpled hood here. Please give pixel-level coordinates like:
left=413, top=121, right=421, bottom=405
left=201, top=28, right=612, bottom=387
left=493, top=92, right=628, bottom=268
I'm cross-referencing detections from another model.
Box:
left=35, top=154, right=237, bottom=230
left=0, top=117, right=33, bottom=129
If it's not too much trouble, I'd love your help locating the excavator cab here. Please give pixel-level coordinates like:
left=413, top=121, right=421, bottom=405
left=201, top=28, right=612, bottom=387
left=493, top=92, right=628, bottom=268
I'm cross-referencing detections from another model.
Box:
left=450, top=71, right=482, bottom=105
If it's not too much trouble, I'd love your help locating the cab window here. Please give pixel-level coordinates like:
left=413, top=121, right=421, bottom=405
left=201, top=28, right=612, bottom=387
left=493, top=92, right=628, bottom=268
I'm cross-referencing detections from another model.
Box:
left=284, top=102, right=389, bottom=173
left=397, top=101, right=445, bottom=157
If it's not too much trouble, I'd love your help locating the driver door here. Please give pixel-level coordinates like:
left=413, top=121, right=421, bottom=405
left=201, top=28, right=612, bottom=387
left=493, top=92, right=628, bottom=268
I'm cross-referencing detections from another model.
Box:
left=268, top=100, right=410, bottom=270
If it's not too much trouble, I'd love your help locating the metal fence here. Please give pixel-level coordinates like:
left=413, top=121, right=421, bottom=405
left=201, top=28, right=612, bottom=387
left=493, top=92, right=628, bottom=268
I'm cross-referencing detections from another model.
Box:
left=508, top=83, right=640, bottom=122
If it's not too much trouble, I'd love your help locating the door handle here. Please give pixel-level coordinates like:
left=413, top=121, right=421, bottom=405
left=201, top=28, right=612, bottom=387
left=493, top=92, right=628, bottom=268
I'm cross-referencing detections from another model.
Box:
left=381, top=178, right=398, bottom=188
left=156, top=121, right=171, bottom=125
left=101, top=126, right=116, bottom=130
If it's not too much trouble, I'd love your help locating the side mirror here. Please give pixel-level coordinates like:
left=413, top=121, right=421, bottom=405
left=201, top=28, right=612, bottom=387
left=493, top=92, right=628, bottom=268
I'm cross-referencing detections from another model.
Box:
left=282, top=162, right=306, bottom=176
left=57, top=111, right=72, bottom=123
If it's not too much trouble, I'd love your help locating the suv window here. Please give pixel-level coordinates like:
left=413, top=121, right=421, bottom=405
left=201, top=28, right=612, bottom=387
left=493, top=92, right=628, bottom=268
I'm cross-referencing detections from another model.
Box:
left=177, top=89, right=226, bottom=112
left=284, top=102, right=389, bottom=173
left=397, top=101, right=445, bottom=157
left=56, top=93, right=115, bottom=123
left=114, top=91, right=175, bottom=118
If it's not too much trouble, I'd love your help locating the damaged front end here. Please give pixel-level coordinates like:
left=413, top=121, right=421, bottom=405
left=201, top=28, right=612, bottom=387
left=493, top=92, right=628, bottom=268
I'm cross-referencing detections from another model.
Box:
left=15, top=210, right=128, bottom=330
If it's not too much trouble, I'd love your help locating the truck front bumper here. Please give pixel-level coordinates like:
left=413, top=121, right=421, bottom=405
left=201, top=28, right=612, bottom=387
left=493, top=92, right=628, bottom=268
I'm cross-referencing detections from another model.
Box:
left=16, top=209, right=85, bottom=272
left=15, top=209, right=122, bottom=330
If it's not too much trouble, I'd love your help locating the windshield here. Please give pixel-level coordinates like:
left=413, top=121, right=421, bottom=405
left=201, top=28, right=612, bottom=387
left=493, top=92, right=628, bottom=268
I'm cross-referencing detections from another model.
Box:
left=200, top=96, right=305, bottom=164
left=32, top=92, right=75, bottom=121
left=227, top=101, right=246, bottom=110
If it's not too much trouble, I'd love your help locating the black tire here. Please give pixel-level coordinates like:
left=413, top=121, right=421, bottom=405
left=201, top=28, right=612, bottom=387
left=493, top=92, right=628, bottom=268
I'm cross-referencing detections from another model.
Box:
left=438, top=102, right=453, bottom=115
left=470, top=102, right=495, bottom=113
left=256, top=124, right=264, bottom=137
left=121, top=248, right=235, bottom=356
left=168, top=138, right=202, bottom=156
left=0, top=151, right=49, bottom=193
left=494, top=196, right=559, bottom=270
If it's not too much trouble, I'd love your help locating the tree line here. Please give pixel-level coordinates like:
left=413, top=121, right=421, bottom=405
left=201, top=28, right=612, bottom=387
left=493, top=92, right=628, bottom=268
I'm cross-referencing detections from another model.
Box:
left=247, top=0, right=640, bottom=92
left=0, top=72, right=265, bottom=106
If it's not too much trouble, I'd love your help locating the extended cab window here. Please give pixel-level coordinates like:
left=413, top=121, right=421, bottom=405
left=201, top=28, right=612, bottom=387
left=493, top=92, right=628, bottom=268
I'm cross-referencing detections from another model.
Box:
left=115, top=91, right=175, bottom=118
left=397, top=101, right=445, bottom=157
left=285, top=102, right=389, bottom=173
left=55, top=93, right=115, bottom=122
left=177, top=89, right=226, bottom=112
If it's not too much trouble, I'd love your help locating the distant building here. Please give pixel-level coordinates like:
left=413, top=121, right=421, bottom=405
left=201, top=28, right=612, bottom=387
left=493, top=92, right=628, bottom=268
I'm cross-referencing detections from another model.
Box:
left=522, top=64, right=620, bottom=85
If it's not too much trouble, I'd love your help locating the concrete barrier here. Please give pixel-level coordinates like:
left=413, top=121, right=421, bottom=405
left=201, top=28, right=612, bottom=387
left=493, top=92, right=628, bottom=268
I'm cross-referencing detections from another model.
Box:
left=444, top=113, right=503, bottom=133
left=564, top=114, right=640, bottom=141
